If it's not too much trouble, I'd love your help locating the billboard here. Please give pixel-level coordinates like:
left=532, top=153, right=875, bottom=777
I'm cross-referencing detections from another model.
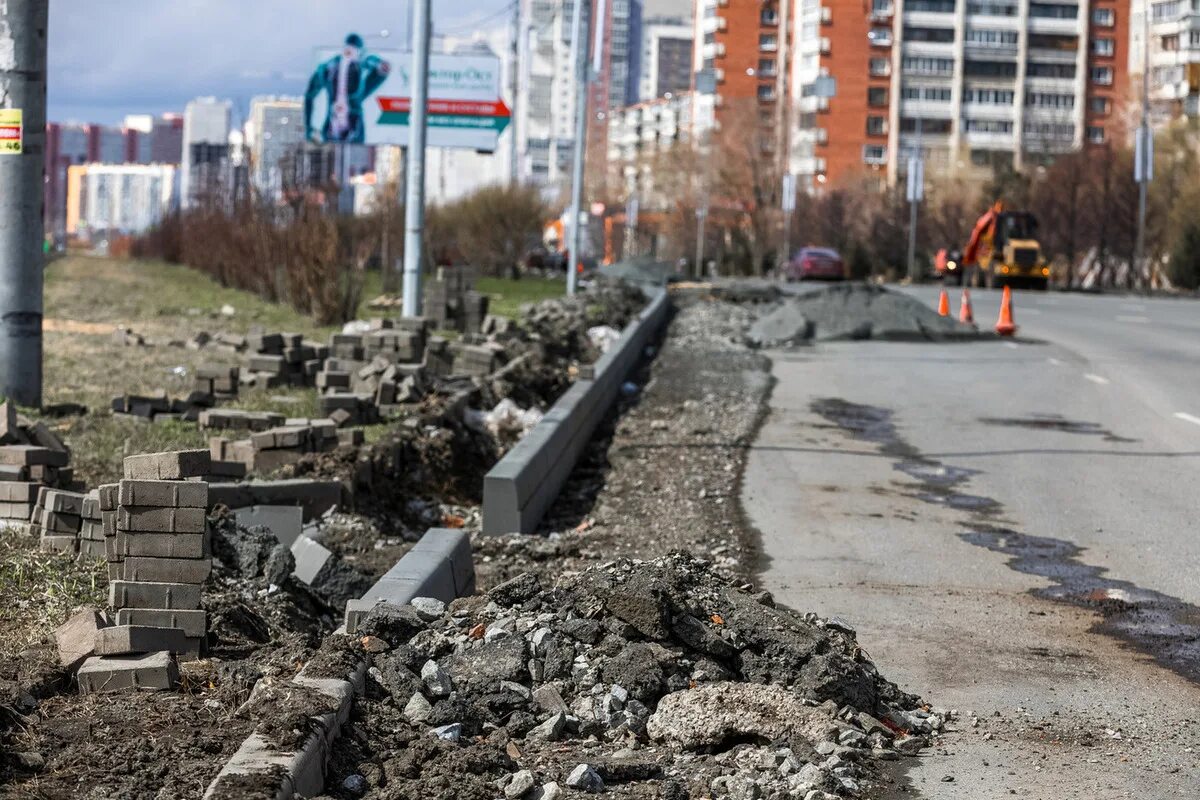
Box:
left=305, top=34, right=510, bottom=152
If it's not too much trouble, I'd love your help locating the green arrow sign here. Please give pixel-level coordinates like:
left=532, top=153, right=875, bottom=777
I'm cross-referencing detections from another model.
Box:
left=379, top=111, right=510, bottom=134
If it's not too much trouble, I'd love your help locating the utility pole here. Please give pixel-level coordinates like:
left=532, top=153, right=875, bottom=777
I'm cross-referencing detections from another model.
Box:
left=402, top=0, right=431, bottom=318
left=781, top=173, right=795, bottom=278
left=0, top=0, right=47, bottom=407
left=509, top=0, right=521, bottom=185
left=1134, top=4, right=1152, bottom=287
left=695, top=205, right=708, bottom=280
left=565, top=0, right=591, bottom=296
left=906, top=122, right=924, bottom=282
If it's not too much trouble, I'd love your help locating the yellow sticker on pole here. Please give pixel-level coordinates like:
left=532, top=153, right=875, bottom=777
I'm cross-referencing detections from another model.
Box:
left=0, top=109, right=23, bottom=155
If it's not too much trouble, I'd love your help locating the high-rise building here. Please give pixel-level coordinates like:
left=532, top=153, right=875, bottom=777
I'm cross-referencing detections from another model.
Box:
left=637, top=17, right=694, bottom=102
left=122, top=113, right=185, bottom=166
left=1131, top=0, right=1198, bottom=122
left=181, top=97, right=232, bottom=208
left=516, top=0, right=584, bottom=188
left=248, top=96, right=306, bottom=202
left=44, top=123, right=91, bottom=240
left=65, top=164, right=178, bottom=239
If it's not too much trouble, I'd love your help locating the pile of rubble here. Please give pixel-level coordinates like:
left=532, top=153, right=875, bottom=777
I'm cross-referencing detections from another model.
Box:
left=208, top=418, right=357, bottom=475
left=335, top=553, right=944, bottom=799
left=242, top=331, right=329, bottom=389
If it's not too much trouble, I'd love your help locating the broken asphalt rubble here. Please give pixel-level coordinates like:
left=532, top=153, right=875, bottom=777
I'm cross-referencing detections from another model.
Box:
left=326, top=553, right=947, bottom=799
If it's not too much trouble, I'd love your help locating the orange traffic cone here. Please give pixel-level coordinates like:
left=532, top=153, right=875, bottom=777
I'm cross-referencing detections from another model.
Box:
left=959, top=288, right=974, bottom=324
left=937, top=288, right=950, bottom=316
left=995, top=285, right=1017, bottom=336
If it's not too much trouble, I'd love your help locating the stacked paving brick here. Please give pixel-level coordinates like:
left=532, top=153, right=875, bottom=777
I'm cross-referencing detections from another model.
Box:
left=209, top=418, right=341, bottom=474
left=111, top=390, right=216, bottom=423
left=85, top=449, right=214, bottom=683
left=33, top=487, right=86, bottom=553
left=0, top=401, right=78, bottom=526
left=449, top=338, right=506, bottom=377
left=98, top=483, right=119, bottom=579
left=198, top=408, right=285, bottom=433
left=77, top=490, right=105, bottom=561
left=242, top=332, right=327, bottom=388
left=194, top=365, right=239, bottom=400
left=424, top=265, right=488, bottom=333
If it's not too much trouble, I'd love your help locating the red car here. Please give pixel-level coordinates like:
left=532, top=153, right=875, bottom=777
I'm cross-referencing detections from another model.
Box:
left=785, top=247, right=847, bottom=281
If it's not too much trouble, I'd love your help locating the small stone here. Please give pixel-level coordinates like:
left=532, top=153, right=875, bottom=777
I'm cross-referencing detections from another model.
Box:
left=526, top=712, right=567, bottom=742
left=893, top=734, right=926, bottom=755
left=814, top=740, right=837, bottom=756
left=421, top=660, right=453, bottom=696
left=609, top=684, right=628, bottom=706
left=505, top=769, right=536, bottom=799
left=537, top=783, right=562, bottom=800
left=342, top=774, right=367, bottom=795
left=360, top=635, right=390, bottom=653
left=485, top=624, right=511, bottom=643
left=565, top=764, right=604, bottom=793
left=838, top=728, right=867, bottom=747
left=14, top=752, right=43, bottom=771
left=410, top=596, right=446, bottom=621
left=433, top=723, right=461, bottom=742
left=404, top=692, right=433, bottom=724
left=501, top=680, right=532, bottom=699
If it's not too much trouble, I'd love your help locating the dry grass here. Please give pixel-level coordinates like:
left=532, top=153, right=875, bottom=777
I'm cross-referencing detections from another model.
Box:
left=0, top=527, right=107, bottom=662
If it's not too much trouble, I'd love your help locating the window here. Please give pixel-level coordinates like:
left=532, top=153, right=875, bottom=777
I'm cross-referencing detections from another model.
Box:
left=1027, top=62, right=1077, bottom=78
left=759, top=58, right=778, bottom=77
left=904, top=26, right=956, bottom=43
left=1087, top=126, right=1105, bottom=143
left=863, top=145, right=887, bottom=164
left=1162, top=33, right=1180, bottom=51
left=760, top=33, right=778, bottom=51
left=965, top=28, right=1019, bottom=46
left=965, top=119, right=1014, bottom=133
left=1092, top=7, right=1114, bottom=25
left=1089, top=96, right=1110, bottom=114
left=869, top=57, right=891, bottom=76
left=964, top=59, right=1018, bottom=77
left=907, top=0, right=956, bottom=9
left=1152, top=1, right=1182, bottom=21
left=967, top=1, right=1018, bottom=15
left=1024, top=120, right=1075, bottom=138
left=1028, top=34, right=1079, bottom=50
left=867, top=116, right=887, bottom=135
left=900, top=117, right=953, bottom=134
left=1091, top=38, right=1114, bottom=56
left=871, top=0, right=894, bottom=15
left=965, top=87, right=1015, bottom=104
left=868, top=87, right=889, bottom=106
left=757, top=84, right=777, bottom=101
left=1029, top=2, right=1078, bottom=17
left=902, top=56, right=955, bottom=75
left=1026, top=92, right=1075, bottom=108
left=902, top=86, right=953, bottom=101
left=869, top=27, right=893, bottom=46
left=1091, top=66, right=1113, bottom=84
left=761, top=8, right=780, bottom=25
left=1190, top=30, right=1200, bottom=46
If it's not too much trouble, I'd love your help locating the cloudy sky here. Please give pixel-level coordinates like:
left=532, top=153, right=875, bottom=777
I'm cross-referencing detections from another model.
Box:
left=48, top=0, right=512, bottom=125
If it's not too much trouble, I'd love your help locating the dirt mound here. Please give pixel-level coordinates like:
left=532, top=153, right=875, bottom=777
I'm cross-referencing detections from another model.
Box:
left=326, top=553, right=946, bottom=799
left=749, top=283, right=981, bottom=344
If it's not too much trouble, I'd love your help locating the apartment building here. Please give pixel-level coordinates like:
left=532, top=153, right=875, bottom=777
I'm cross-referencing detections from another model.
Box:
left=1132, top=0, right=1200, bottom=120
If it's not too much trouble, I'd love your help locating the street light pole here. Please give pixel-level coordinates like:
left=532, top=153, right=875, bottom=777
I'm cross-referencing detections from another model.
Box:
left=402, top=0, right=431, bottom=318
left=906, top=121, right=924, bottom=283
left=695, top=206, right=708, bottom=279
left=0, top=0, right=48, bottom=407
left=566, top=0, right=590, bottom=296
left=1134, top=4, right=1152, bottom=287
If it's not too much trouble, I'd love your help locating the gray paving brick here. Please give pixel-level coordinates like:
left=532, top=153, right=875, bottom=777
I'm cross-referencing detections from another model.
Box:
left=123, top=450, right=211, bottom=481
left=40, top=509, right=82, bottom=534
left=95, top=625, right=189, bottom=656
left=116, top=531, right=208, bottom=559
left=0, top=445, right=69, bottom=467
left=109, top=580, right=203, bottom=610
left=77, top=651, right=178, bottom=693
left=121, top=556, right=212, bottom=584
left=55, top=607, right=105, bottom=668
left=115, top=608, right=207, bottom=638
left=39, top=535, right=77, bottom=553
left=117, top=506, right=207, bottom=533
left=118, top=480, right=209, bottom=509
left=98, top=483, right=119, bottom=511
left=291, top=534, right=333, bottom=585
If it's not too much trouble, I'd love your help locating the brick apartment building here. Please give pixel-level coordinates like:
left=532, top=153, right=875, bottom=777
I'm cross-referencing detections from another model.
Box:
left=692, top=0, right=1131, bottom=192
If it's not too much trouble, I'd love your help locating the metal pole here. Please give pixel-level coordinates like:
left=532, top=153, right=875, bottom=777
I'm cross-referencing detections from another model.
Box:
left=0, top=0, right=47, bottom=407
left=906, top=121, right=924, bottom=282
left=402, top=0, right=431, bottom=317
left=566, top=0, right=589, bottom=296
left=1134, top=4, right=1151, bottom=286
left=509, top=0, right=521, bottom=185
left=695, top=207, right=707, bottom=279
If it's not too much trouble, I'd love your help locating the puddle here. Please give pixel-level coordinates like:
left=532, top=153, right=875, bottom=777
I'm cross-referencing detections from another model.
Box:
left=813, top=396, right=1200, bottom=686
left=980, top=414, right=1137, bottom=443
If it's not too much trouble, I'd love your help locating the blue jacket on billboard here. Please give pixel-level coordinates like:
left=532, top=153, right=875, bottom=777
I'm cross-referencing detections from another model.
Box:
left=305, top=33, right=391, bottom=144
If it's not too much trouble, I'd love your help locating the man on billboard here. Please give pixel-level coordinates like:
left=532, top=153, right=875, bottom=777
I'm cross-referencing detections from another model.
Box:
left=305, top=33, right=391, bottom=144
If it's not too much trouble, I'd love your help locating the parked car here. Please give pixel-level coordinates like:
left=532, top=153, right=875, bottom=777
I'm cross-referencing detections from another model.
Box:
left=786, top=247, right=847, bottom=281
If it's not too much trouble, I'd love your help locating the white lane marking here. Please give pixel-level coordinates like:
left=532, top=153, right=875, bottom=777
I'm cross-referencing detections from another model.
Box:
left=1175, top=412, right=1200, bottom=427
left=1004, top=342, right=1019, bottom=349
left=1084, top=373, right=1110, bottom=385
left=1047, top=357, right=1063, bottom=366
left=1115, top=315, right=1149, bottom=324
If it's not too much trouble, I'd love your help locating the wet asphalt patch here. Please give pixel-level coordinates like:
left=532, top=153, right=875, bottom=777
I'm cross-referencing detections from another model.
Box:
left=812, top=397, right=1200, bottom=686
left=980, top=414, right=1138, bottom=443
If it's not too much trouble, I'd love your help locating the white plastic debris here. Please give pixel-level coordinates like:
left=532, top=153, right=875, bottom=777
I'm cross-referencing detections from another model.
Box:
left=341, top=319, right=373, bottom=335
left=587, top=325, right=621, bottom=354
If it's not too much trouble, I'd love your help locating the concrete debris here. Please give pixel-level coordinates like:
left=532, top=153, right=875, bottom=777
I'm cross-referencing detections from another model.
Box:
left=350, top=553, right=941, bottom=799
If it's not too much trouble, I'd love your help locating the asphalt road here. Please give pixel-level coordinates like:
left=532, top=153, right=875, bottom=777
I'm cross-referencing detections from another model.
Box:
left=742, top=285, right=1200, bottom=799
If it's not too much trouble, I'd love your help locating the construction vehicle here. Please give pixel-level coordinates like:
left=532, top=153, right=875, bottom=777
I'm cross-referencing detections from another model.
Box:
left=963, top=202, right=1051, bottom=289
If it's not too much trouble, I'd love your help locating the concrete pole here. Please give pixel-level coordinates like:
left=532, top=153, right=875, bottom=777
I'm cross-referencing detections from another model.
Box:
left=695, top=207, right=707, bottom=280
left=0, top=0, right=47, bottom=407
left=566, top=0, right=589, bottom=296
left=1134, top=4, right=1151, bottom=287
left=508, top=0, right=521, bottom=186
left=402, top=0, right=431, bottom=318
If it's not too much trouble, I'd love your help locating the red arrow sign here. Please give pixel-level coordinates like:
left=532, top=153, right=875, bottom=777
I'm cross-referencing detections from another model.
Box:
left=378, top=97, right=511, bottom=118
